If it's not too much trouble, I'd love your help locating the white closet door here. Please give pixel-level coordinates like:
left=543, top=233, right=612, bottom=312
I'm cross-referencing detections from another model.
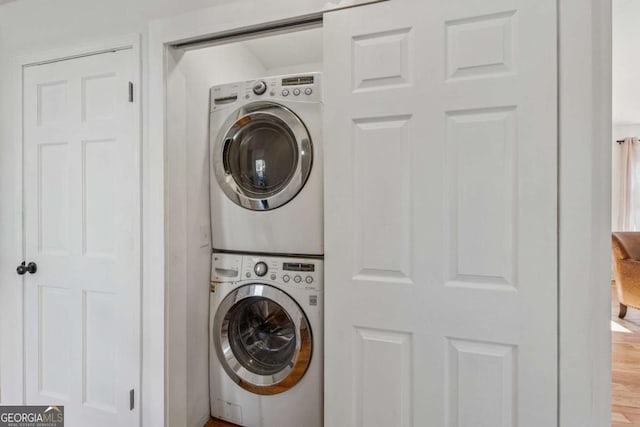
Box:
left=323, top=0, right=557, bottom=425
left=23, top=49, right=140, bottom=427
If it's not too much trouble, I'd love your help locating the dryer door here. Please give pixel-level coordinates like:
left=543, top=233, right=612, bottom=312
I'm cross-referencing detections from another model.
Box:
left=213, top=101, right=313, bottom=210
left=213, top=284, right=312, bottom=395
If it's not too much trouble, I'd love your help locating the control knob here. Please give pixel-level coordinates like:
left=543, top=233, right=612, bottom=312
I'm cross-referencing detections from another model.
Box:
left=253, top=80, right=267, bottom=95
left=254, top=261, right=268, bottom=277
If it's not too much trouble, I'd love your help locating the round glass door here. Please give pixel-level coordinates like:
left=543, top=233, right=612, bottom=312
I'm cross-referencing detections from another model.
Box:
left=225, top=115, right=298, bottom=198
left=228, top=297, right=296, bottom=376
left=213, top=102, right=313, bottom=211
left=214, top=284, right=312, bottom=395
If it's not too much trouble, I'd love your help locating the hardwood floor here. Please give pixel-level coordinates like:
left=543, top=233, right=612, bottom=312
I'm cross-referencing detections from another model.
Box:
left=205, top=418, right=239, bottom=427
left=612, top=282, right=640, bottom=426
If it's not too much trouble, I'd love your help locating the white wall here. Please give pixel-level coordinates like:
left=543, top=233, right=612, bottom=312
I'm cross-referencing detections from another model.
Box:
left=613, top=0, right=640, bottom=125
left=612, top=0, right=640, bottom=232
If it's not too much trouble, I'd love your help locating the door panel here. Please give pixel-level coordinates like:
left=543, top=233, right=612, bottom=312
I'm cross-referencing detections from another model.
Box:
left=23, top=49, right=140, bottom=427
left=324, top=0, right=557, bottom=425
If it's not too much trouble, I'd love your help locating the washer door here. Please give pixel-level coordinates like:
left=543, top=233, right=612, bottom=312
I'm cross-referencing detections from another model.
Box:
left=213, top=284, right=312, bottom=395
left=213, top=102, right=313, bottom=210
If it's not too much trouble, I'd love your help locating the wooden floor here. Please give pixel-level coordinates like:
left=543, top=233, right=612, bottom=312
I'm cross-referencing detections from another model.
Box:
left=205, top=418, right=239, bottom=427
left=612, top=282, right=640, bottom=426
left=205, top=284, right=639, bottom=427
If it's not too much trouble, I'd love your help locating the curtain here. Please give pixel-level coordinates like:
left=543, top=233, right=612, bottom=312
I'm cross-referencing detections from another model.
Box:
left=616, top=137, right=640, bottom=231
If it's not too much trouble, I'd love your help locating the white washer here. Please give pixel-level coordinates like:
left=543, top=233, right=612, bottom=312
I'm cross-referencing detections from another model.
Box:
left=209, top=73, right=323, bottom=256
left=209, top=252, right=323, bottom=427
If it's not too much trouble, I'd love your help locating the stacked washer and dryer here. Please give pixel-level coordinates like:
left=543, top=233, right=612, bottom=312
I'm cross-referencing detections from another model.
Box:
left=208, top=73, right=323, bottom=427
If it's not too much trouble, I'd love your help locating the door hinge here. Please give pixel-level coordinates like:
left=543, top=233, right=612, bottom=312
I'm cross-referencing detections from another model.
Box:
left=128, top=82, right=134, bottom=103
left=130, top=389, right=135, bottom=410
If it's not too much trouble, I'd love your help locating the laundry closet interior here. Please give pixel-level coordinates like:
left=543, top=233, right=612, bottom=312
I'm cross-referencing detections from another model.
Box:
left=164, top=22, right=325, bottom=427
left=156, top=0, right=561, bottom=425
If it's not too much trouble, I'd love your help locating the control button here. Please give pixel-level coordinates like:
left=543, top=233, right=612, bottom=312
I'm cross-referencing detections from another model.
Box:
left=293, top=88, right=301, bottom=96
left=294, top=275, right=302, bottom=283
left=254, top=262, right=268, bottom=277
left=270, top=273, right=277, bottom=280
left=304, top=88, right=313, bottom=95
left=282, top=89, right=290, bottom=96
left=283, top=275, right=290, bottom=283
left=305, top=275, right=313, bottom=284
left=253, top=80, right=267, bottom=95
left=245, top=272, right=251, bottom=278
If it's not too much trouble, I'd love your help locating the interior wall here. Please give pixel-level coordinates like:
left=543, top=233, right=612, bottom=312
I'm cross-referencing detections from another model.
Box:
left=613, top=0, right=640, bottom=125
left=612, top=0, right=640, bottom=232
left=266, top=62, right=324, bottom=76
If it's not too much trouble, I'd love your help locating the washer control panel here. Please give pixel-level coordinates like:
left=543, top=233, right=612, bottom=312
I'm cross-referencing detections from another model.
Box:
left=212, top=253, right=322, bottom=291
left=252, top=80, right=267, bottom=95
left=253, top=261, right=268, bottom=277
left=210, top=72, right=322, bottom=112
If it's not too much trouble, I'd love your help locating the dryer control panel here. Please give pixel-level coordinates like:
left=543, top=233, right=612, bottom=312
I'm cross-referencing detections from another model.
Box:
left=210, top=72, right=322, bottom=112
left=211, top=252, right=323, bottom=291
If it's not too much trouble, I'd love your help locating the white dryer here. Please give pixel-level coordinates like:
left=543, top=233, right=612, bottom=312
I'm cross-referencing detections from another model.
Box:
left=209, top=73, right=323, bottom=256
left=209, top=252, right=323, bottom=427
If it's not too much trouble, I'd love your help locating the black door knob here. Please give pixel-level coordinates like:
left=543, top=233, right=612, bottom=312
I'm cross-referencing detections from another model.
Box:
left=17, top=261, right=37, bottom=275
left=26, top=262, right=37, bottom=274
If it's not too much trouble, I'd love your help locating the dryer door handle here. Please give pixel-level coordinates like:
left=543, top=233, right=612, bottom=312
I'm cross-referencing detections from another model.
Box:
left=222, top=138, right=232, bottom=174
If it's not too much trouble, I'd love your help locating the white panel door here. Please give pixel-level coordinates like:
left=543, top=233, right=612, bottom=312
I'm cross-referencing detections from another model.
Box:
left=324, top=0, right=557, bottom=426
left=23, top=49, right=140, bottom=427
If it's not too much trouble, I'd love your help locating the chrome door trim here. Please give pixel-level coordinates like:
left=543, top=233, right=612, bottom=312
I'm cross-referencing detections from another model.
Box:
left=212, top=101, right=313, bottom=211
left=213, top=283, right=313, bottom=395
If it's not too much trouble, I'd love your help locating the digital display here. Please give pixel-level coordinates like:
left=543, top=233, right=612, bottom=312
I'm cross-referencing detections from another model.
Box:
left=283, top=262, right=315, bottom=272
left=282, top=76, right=314, bottom=86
